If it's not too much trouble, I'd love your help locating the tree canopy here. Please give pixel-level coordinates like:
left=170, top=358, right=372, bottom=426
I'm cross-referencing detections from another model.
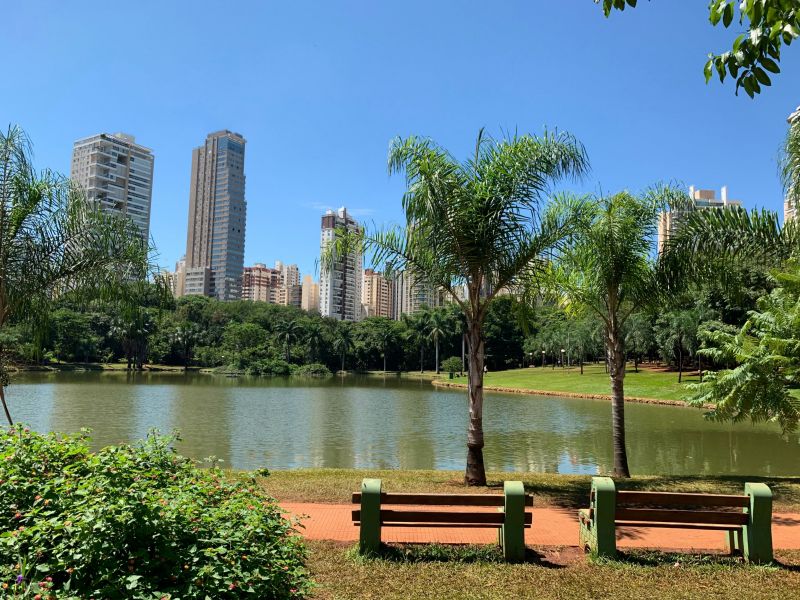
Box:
left=598, top=0, right=800, bottom=97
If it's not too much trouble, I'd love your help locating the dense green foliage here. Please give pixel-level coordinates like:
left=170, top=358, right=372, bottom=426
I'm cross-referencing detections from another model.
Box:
left=688, top=266, right=800, bottom=432
left=598, top=0, right=800, bottom=97
left=4, top=295, right=530, bottom=375
left=0, top=426, right=309, bottom=598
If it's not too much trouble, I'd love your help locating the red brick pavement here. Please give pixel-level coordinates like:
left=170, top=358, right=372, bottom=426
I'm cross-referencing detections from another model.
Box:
left=282, top=502, right=800, bottom=551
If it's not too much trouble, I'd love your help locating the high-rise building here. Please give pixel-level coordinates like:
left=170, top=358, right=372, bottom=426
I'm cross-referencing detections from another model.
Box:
left=391, top=269, right=442, bottom=319
left=785, top=106, right=800, bottom=223
left=319, top=207, right=363, bottom=321
left=70, top=133, right=154, bottom=241
left=362, top=269, right=394, bottom=318
left=275, top=261, right=301, bottom=307
left=301, top=275, right=320, bottom=313
left=184, top=130, right=246, bottom=301
left=657, top=186, right=742, bottom=254
left=242, top=263, right=282, bottom=302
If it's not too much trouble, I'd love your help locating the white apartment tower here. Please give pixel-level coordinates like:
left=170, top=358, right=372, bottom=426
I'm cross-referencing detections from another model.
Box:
left=657, top=186, right=742, bottom=254
left=785, top=106, right=800, bottom=223
left=70, top=133, right=154, bottom=241
left=319, top=207, right=363, bottom=321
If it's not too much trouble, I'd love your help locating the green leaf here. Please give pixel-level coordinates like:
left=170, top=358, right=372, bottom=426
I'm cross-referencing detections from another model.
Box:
left=704, top=59, right=713, bottom=83
left=753, top=67, right=771, bottom=86
left=760, top=56, right=780, bottom=73
left=733, top=33, right=746, bottom=51
left=723, top=3, right=734, bottom=28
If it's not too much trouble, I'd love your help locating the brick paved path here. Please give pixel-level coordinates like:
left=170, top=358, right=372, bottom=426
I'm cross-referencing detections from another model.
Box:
left=282, top=502, right=800, bottom=551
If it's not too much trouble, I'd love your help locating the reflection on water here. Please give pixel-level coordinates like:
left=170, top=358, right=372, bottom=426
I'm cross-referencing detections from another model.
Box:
left=7, top=371, right=800, bottom=476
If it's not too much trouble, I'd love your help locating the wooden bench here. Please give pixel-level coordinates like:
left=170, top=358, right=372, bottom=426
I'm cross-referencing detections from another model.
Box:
left=351, top=478, right=532, bottom=561
left=578, top=477, right=773, bottom=563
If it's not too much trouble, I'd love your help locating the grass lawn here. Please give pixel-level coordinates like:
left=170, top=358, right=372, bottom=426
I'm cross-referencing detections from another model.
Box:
left=260, top=469, right=800, bottom=512
left=306, top=541, right=800, bottom=599
left=445, top=363, right=696, bottom=402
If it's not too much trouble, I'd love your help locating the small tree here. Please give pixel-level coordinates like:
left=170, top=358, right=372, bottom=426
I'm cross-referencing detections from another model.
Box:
left=441, top=356, right=462, bottom=376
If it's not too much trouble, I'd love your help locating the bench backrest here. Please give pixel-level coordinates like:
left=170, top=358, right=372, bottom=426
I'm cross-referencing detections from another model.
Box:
left=614, top=490, right=750, bottom=526
left=351, top=492, right=533, bottom=507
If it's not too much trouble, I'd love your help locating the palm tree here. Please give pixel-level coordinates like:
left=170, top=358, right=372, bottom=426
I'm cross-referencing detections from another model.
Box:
left=332, top=323, right=354, bottom=374
left=402, top=311, right=428, bottom=373
left=552, top=190, right=680, bottom=477
left=304, top=321, right=324, bottom=362
left=325, top=128, right=588, bottom=485
left=427, top=307, right=449, bottom=374
left=0, top=126, right=150, bottom=425
left=275, top=319, right=302, bottom=363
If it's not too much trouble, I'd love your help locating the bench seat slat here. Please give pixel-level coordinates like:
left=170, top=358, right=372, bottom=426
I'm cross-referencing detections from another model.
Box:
left=616, top=491, right=749, bottom=508
left=616, top=521, right=743, bottom=531
left=353, top=522, right=533, bottom=529
left=615, top=508, right=749, bottom=526
left=351, top=492, right=532, bottom=507
left=352, top=509, right=532, bottom=525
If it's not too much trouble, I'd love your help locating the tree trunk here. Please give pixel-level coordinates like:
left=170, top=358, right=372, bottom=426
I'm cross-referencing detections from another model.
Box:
left=678, top=348, right=683, bottom=383
left=606, top=322, right=631, bottom=478
left=383, top=351, right=387, bottom=374
left=465, top=320, right=486, bottom=486
left=435, top=337, right=440, bottom=374
left=341, top=352, right=345, bottom=374
left=0, top=385, right=12, bottom=426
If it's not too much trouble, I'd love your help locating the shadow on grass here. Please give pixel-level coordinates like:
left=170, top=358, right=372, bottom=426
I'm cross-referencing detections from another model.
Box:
left=599, top=549, right=799, bottom=572
left=349, top=543, right=566, bottom=568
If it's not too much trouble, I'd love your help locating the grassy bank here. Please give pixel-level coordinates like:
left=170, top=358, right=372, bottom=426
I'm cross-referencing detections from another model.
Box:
left=442, top=363, right=695, bottom=402
left=307, top=541, right=800, bottom=599
left=260, top=469, right=800, bottom=512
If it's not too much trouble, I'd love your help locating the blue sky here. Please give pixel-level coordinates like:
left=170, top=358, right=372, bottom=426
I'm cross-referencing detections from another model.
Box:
left=3, top=1, right=798, bottom=278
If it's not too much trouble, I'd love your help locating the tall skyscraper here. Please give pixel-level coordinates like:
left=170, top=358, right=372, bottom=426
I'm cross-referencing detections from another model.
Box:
left=301, top=275, right=320, bottom=313
left=319, top=207, right=363, bottom=321
left=362, top=268, right=394, bottom=318
left=70, top=133, right=154, bottom=241
left=391, top=269, right=441, bottom=319
left=785, top=106, right=800, bottom=223
left=184, top=130, right=247, bottom=300
left=657, top=186, right=742, bottom=254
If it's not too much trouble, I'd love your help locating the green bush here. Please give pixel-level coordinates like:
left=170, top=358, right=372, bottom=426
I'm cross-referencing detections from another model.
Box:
left=246, top=358, right=292, bottom=377
left=292, top=363, right=332, bottom=378
left=0, top=426, right=309, bottom=598
left=440, top=356, right=463, bottom=375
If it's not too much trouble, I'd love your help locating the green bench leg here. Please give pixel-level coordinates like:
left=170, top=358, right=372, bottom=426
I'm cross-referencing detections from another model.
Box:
left=588, top=477, right=617, bottom=559
left=724, top=528, right=743, bottom=555
left=359, top=478, right=382, bottom=554
left=500, top=481, right=526, bottom=562
left=743, top=482, right=773, bottom=564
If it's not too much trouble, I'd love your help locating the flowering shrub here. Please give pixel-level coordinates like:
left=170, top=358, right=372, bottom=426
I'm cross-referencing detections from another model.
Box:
left=0, top=427, right=309, bottom=598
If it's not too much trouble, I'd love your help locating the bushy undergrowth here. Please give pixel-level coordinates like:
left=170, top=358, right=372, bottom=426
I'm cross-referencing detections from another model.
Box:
left=0, top=426, right=309, bottom=599
left=291, top=364, right=331, bottom=378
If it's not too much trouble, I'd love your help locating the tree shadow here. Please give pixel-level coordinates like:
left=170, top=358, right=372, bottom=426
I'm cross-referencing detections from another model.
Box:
left=355, top=542, right=567, bottom=568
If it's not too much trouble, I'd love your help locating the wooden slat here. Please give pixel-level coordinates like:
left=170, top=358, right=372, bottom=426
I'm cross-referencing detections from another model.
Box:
left=615, top=508, right=748, bottom=526
left=351, top=492, right=532, bottom=507
left=617, top=491, right=749, bottom=508
left=351, top=509, right=532, bottom=525
left=353, top=522, right=533, bottom=529
left=616, top=521, right=743, bottom=531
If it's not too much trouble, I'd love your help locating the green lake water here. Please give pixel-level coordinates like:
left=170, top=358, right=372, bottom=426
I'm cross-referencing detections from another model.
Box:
left=6, top=371, right=800, bottom=476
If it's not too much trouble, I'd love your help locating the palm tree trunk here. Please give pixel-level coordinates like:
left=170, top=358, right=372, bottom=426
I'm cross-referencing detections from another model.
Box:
left=435, top=336, right=440, bottom=374
left=0, top=386, right=13, bottom=426
left=678, top=348, right=683, bottom=383
left=607, top=322, right=631, bottom=478
left=383, top=350, right=387, bottom=373
left=465, top=320, right=486, bottom=486
left=341, top=352, right=345, bottom=374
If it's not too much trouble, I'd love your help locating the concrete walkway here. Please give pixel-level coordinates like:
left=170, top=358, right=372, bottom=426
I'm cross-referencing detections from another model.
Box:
left=282, top=502, right=800, bottom=551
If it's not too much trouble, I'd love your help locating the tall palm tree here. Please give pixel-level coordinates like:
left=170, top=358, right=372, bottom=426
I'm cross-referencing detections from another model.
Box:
left=401, top=311, right=428, bottom=373
left=427, top=307, right=449, bottom=374
left=275, top=319, right=302, bottom=363
left=304, top=320, right=324, bottom=363
left=326, top=128, right=588, bottom=485
left=332, top=322, right=354, bottom=374
left=552, top=190, right=680, bottom=477
left=0, top=126, right=150, bottom=425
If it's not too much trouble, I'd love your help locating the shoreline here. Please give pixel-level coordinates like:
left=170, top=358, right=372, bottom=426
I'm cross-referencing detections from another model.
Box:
left=431, top=379, right=714, bottom=409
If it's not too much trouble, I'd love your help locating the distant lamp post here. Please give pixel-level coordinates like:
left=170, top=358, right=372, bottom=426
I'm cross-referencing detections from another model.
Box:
left=541, top=349, right=546, bottom=368
left=528, top=352, right=533, bottom=367
left=561, top=348, right=565, bottom=369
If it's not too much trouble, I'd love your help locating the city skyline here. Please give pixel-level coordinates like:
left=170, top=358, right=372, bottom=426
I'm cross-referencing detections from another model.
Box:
left=4, top=3, right=799, bottom=279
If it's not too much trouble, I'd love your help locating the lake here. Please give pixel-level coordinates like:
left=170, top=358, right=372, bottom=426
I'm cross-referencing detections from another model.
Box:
left=6, top=371, right=800, bottom=476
